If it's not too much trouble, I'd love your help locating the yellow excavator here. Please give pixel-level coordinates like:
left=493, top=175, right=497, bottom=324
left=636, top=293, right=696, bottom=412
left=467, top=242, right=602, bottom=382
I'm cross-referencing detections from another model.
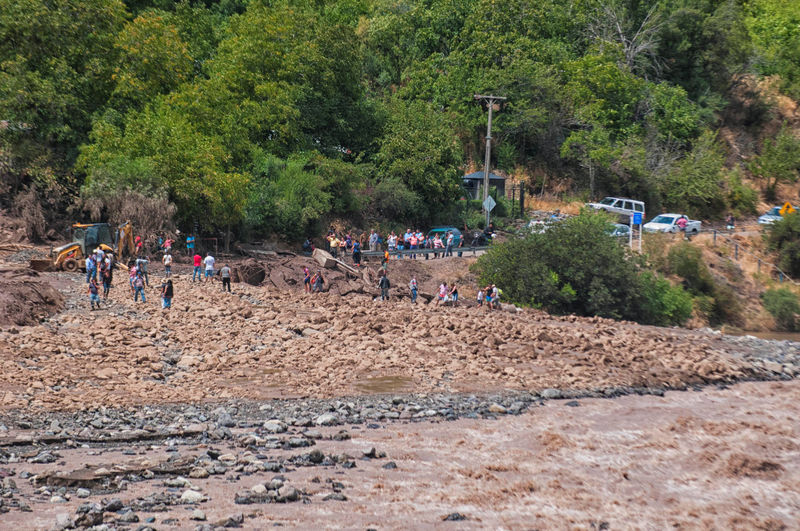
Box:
left=38, top=221, right=135, bottom=272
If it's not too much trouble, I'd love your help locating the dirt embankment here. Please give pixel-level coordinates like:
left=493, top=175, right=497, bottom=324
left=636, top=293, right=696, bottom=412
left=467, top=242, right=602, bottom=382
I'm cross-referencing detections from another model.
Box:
left=0, top=266, right=64, bottom=327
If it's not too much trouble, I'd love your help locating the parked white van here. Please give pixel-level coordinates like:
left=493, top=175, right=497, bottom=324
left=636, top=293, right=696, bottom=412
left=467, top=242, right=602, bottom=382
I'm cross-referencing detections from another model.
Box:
left=586, top=197, right=645, bottom=219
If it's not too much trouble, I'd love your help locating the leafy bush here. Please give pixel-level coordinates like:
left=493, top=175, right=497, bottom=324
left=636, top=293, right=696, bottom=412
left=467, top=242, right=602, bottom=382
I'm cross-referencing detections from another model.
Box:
left=766, top=213, right=800, bottom=278
left=762, top=288, right=800, bottom=331
left=473, top=211, right=691, bottom=326
left=666, top=243, right=715, bottom=295
left=724, top=169, right=758, bottom=216
left=666, top=242, right=743, bottom=325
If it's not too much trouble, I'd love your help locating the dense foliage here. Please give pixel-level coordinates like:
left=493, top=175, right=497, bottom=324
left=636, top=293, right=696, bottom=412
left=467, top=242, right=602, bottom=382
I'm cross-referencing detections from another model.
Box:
left=766, top=213, right=800, bottom=278
left=1, top=0, right=799, bottom=240
left=473, top=212, right=692, bottom=325
left=762, top=287, right=800, bottom=331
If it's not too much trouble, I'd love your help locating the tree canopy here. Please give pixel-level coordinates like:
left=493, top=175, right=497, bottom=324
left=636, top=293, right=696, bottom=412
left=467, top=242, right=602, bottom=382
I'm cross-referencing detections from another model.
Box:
left=2, top=0, right=799, bottom=238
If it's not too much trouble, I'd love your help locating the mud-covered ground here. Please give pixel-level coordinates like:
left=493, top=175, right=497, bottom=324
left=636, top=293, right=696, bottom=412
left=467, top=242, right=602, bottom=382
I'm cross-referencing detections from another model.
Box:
left=0, top=263, right=798, bottom=412
left=0, top=257, right=799, bottom=529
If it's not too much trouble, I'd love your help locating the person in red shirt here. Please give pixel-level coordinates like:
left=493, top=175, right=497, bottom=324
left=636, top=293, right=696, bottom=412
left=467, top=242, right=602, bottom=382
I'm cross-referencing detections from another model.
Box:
left=192, top=253, right=202, bottom=282
left=409, top=233, right=418, bottom=260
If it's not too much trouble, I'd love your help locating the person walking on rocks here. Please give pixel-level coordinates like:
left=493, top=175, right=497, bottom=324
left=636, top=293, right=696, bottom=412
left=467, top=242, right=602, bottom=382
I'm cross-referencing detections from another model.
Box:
left=161, top=251, right=173, bottom=278
left=128, top=261, right=138, bottom=295
left=88, top=277, right=100, bottom=310
left=449, top=282, right=459, bottom=307
left=330, top=234, right=340, bottom=259
left=477, top=287, right=484, bottom=307
left=303, top=266, right=312, bottom=293
left=160, top=278, right=173, bottom=309
left=101, top=256, right=114, bottom=299
left=312, top=270, right=325, bottom=293
left=136, top=255, right=150, bottom=286
left=133, top=272, right=146, bottom=303
left=219, top=264, right=232, bottom=292
left=352, top=240, right=362, bottom=267
left=436, top=281, right=448, bottom=306
left=378, top=272, right=390, bottom=301
left=85, top=254, right=96, bottom=284
left=203, top=252, right=215, bottom=282
left=409, top=275, right=418, bottom=304
left=192, top=252, right=202, bottom=282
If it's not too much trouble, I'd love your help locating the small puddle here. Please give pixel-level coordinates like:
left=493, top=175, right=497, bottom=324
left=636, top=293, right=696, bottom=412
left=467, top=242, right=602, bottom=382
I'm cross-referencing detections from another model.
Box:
left=355, top=376, right=414, bottom=394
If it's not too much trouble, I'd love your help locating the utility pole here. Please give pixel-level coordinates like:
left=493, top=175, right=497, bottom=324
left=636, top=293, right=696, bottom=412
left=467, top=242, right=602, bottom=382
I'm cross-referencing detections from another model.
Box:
left=474, top=94, right=506, bottom=227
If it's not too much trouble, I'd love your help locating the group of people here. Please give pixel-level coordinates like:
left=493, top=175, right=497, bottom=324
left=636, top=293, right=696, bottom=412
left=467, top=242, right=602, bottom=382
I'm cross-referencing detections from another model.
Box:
left=477, top=284, right=501, bottom=310
left=86, top=246, right=234, bottom=311
left=302, top=266, right=326, bottom=293
left=324, top=227, right=462, bottom=264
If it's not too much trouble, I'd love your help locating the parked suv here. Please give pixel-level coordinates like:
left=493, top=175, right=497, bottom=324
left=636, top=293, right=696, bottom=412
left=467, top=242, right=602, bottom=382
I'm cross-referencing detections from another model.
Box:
left=586, top=197, right=645, bottom=220
left=426, top=227, right=462, bottom=247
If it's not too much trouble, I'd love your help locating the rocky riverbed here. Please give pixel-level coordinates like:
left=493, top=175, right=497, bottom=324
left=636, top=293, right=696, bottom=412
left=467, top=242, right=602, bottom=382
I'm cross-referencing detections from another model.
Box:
left=0, top=264, right=798, bottom=529
left=0, top=380, right=798, bottom=529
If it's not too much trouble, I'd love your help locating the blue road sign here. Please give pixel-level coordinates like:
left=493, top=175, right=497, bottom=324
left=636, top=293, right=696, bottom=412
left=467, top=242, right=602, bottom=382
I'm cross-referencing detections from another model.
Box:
left=633, top=212, right=642, bottom=224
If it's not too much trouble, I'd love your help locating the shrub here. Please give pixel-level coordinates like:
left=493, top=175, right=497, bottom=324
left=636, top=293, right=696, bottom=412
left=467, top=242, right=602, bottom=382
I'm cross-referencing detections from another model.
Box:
left=762, top=288, right=800, bottom=331
left=766, top=212, right=800, bottom=278
left=724, top=170, right=758, bottom=216
left=473, top=211, right=691, bottom=326
left=666, top=243, right=715, bottom=295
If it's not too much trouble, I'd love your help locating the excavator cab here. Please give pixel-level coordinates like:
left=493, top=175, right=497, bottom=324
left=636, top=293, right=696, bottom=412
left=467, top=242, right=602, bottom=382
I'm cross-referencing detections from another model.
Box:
left=44, top=221, right=134, bottom=272
left=73, top=224, right=114, bottom=256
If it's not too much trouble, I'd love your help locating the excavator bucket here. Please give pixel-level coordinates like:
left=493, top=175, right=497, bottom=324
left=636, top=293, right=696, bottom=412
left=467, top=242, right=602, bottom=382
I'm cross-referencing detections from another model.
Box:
left=29, top=259, right=54, bottom=272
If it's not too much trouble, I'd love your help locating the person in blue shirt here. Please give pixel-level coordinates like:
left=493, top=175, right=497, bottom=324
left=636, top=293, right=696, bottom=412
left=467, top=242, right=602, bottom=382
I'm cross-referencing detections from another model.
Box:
left=186, top=234, right=195, bottom=256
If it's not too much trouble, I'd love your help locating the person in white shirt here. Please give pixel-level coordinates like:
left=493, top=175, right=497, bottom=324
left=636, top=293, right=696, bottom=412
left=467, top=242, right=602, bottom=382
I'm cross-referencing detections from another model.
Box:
left=160, top=252, right=172, bottom=278
left=203, top=253, right=216, bottom=283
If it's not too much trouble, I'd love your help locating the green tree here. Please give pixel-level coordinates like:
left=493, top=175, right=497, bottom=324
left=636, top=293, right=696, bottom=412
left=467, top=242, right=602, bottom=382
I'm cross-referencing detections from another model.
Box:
left=376, top=99, right=463, bottom=222
left=660, top=131, right=726, bottom=217
left=747, top=124, right=800, bottom=201
left=0, top=0, right=127, bottom=168
left=111, top=11, right=194, bottom=109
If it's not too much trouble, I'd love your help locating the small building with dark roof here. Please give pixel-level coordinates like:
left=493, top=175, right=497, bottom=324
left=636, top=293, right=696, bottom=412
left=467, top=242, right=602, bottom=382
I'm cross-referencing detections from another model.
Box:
left=462, top=171, right=506, bottom=200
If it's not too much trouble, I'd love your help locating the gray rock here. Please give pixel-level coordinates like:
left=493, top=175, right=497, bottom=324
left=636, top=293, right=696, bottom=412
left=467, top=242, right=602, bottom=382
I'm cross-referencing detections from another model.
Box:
left=262, top=420, right=287, bottom=434
left=277, top=485, right=299, bottom=502
left=76, top=488, right=90, bottom=498
left=488, top=403, right=507, bottom=414
left=216, top=412, right=235, bottom=428
left=314, top=413, right=337, bottom=426
left=53, top=513, right=73, bottom=531
left=189, top=509, right=207, bottom=521
left=116, top=510, right=139, bottom=523
left=180, top=489, right=206, bottom=504
left=103, top=498, right=124, bottom=512
left=541, top=388, right=562, bottom=399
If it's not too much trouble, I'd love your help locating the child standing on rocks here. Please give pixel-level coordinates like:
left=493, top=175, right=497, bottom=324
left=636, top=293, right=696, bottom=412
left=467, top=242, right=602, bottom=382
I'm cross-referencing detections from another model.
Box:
left=160, top=278, right=173, bottom=309
left=133, top=272, right=146, bottom=303
left=88, top=278, right=100, bottom=310
left=409, top=275, right=418, bottom=304
left=303, top=267, right=311, bottom=293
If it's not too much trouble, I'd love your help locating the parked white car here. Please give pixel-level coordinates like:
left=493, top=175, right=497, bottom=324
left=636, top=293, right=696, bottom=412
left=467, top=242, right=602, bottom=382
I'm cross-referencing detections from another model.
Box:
left=758, top=206, right=783, bottom=225
left=586, top=197, right=645, bottom=219
left=643, top=214, right=702, bottom=234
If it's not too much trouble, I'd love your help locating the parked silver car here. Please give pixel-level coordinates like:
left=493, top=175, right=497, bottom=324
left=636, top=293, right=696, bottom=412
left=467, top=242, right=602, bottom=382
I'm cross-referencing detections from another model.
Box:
left=586, top=197, right=645, bottom=220
left=758, top=206, right=783, bottom=225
